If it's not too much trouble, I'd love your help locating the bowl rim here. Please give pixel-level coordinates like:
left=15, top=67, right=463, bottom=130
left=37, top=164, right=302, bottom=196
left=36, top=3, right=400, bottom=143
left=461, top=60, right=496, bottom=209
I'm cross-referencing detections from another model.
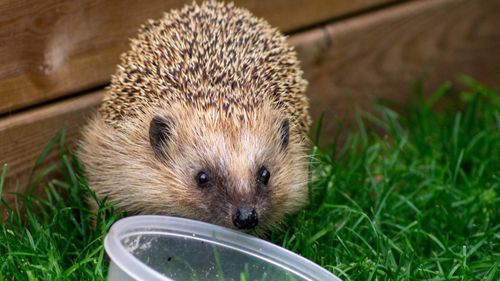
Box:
left=104, top=215, right=341, bottom=281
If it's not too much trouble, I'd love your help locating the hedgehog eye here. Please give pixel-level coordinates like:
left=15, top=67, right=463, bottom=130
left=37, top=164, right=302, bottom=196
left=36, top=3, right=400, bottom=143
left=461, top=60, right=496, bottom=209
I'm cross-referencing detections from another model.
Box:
left=149, top=115, right=173, bottom=157
left=258, top=166, right=270, bottom=185
left=196, top=171, right=210, bottom=187
left=279, top=119, right=289, bottom=151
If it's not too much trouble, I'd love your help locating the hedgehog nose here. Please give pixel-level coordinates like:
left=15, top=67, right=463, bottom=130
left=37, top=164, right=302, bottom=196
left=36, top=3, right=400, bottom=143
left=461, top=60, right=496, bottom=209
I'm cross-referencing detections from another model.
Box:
left=233, top=207, right=258, bottom=229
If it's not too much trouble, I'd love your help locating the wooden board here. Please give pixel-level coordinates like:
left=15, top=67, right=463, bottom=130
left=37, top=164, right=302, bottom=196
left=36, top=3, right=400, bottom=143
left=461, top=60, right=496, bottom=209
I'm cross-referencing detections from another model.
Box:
left=0, top=91, right=103, bottom=196
left=291, top=0, right=500, bottom=139
left=0, top=0, right=394, bottom=114
left=1, top=0, right=500, bottom=196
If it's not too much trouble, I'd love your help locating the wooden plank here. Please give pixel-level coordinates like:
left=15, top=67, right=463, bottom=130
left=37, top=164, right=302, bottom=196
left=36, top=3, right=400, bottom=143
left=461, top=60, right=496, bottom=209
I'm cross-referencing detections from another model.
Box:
left=0, top=0, right=394, bottom=114
left=1, top=0, right=500, bottom=194
left=291, top=0, right=500, bottom=138
left=0, top=91, right=103, bottom=196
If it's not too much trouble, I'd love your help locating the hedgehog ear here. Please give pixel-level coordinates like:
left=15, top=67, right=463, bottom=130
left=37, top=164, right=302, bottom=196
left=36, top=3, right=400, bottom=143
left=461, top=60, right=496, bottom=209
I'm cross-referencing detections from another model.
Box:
left=279, top=119, right=290, bottom=152
left=149, top=115, right=173, bottom=157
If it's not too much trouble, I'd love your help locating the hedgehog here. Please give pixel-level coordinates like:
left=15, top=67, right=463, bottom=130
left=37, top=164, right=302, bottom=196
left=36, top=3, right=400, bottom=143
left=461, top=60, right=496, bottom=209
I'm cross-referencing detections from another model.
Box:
left=79, top=0, right=311, bottom=232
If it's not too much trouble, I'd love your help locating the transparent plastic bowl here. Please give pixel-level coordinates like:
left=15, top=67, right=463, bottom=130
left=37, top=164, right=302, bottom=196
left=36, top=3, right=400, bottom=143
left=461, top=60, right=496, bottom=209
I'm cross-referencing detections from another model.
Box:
left=105, top=215, right=342, bottom=281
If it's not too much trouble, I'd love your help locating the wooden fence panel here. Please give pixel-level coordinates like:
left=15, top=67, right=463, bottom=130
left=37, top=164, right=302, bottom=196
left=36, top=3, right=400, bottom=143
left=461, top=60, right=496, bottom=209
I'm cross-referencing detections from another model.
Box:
left=0, top=0, right=394, bottom=114
left=0, top=91, right=102, bottom=194
left=292, top=0, right=500, bottom=136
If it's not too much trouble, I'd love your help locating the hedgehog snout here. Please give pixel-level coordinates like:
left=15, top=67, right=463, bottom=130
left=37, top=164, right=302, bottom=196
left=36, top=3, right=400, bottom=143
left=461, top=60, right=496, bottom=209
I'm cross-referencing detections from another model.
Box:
left=232, top=207, right=258, bottom=229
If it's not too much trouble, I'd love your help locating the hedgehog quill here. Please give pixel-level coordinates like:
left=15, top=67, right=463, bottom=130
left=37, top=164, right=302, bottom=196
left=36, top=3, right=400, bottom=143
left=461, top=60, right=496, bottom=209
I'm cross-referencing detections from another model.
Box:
left=80, top=1, right=311, bottom=232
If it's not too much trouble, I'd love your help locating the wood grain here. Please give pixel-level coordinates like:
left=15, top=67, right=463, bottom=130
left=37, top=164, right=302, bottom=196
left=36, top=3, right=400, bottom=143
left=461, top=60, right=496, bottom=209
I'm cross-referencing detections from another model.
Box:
left=0, top=91, right=103, bottom=195
left=291, top=0, right=500, bottom=139
left=0, top=0, right=393, bottom=114
left=1, top=0, right=500, bottom=195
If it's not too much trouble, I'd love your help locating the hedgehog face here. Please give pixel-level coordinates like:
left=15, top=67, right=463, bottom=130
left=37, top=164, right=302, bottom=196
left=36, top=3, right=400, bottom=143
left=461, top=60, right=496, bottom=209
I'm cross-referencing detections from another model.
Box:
left=146, top=104, right=308, bottom=232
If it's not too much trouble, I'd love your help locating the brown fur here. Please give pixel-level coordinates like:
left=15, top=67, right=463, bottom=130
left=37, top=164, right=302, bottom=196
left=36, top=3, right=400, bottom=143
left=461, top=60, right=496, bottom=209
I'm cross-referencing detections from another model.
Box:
left=79, top=1, right=311, bottom=232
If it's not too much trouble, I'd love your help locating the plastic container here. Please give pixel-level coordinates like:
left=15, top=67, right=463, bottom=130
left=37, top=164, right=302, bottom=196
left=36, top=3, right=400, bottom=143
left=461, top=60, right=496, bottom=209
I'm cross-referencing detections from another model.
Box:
left=105, top=215, right=342, bottom=281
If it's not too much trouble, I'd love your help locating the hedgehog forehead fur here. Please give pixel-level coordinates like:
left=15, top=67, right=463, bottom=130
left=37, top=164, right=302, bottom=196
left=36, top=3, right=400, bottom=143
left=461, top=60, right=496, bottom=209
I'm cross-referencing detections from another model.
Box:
left=101, top=0, right=310, bottom=133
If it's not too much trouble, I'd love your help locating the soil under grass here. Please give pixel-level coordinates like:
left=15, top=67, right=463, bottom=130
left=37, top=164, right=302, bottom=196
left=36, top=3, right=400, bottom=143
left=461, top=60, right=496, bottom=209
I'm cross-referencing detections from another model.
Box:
left=1, top=76, right=499, bottom=280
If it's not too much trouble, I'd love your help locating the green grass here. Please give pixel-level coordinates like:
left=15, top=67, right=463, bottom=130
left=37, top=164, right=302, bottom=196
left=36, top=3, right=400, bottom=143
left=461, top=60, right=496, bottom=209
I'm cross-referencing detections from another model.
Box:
left=1, top=76, right=499, bottom=280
